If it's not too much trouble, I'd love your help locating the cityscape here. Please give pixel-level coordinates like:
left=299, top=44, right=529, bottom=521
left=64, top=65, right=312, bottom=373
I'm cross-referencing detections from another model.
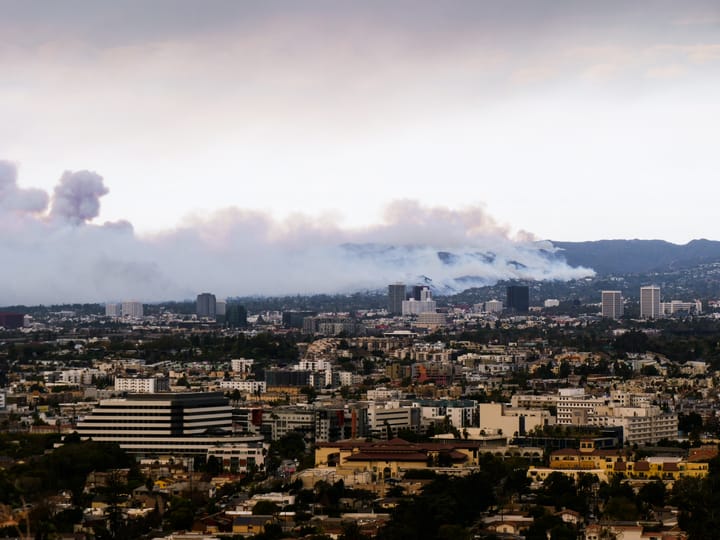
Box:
left=3, top=1, right=720, bottom=540
left=2, top=273, right=720, bottom=539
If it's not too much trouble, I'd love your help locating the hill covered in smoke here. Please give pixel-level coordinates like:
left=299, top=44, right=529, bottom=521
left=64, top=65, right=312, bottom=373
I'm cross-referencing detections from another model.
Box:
left=0, top=161, right=594, bottom=304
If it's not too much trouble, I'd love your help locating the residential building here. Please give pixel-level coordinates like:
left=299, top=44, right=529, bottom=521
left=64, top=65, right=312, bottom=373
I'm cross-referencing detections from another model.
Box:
left=640, top=286, right=661, bottom=319
left=114, top=377, right=169, bottom=393
left=484, top=300, right=503, bottom=314
left=121, top=301, right=143, bottom=319
left=105, top=303, right=120, bottom=317
left=601, top=290, right=623, bottom=319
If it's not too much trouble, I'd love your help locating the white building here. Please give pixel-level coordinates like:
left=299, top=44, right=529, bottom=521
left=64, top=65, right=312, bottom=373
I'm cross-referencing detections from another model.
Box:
left=661, top=300, right=702, bottom=316
left=601, top=291, right=624, bottom=319
left=484, top=300, right=503, bottom=314
left=478, top=403, right=553, bottom=436
left=219, top=380, right=266, bottom=394
left=544, top=299, right=560, bottom=308
left=556, top=388, right=606, bottom=425
left=402, top=298, right=437, bottom=316
left=640, top=286, right=661, bottom=319
left=76, top=392, right=242, bottom=455
left=121, top=301, right=144, bottom=319
left=105, top=303, right=121, bottom=317
left=587, top=405, right=678, bottom=445
left=206, top=437, right=267, bottom=472
left=114, top=377, right=170, bottom=393
left=366, top=402, right=422, bottom=438
left=59, top=368, right=102, bottom=386
left=231, top=358, right=254, bottom=375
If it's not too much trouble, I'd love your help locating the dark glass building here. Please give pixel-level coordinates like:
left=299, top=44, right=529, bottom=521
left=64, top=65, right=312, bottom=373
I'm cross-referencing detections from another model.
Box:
left=506, top=285, right=530, bottom=313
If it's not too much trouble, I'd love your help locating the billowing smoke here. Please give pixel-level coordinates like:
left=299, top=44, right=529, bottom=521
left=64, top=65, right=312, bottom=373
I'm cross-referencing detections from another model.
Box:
left=49, top=170, right=109, bottom=225
left=0, top=160, right=49, bottom=214
left=0, top=161, right=594, bottom=304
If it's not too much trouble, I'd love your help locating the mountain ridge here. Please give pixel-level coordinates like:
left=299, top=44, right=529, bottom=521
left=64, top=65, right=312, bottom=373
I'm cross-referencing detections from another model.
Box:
left=552, top=238, right=720, bottom=275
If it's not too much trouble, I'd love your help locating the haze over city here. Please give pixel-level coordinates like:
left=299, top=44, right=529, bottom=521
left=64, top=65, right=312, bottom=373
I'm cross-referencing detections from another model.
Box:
left=2, top=1, right=720, bottom=303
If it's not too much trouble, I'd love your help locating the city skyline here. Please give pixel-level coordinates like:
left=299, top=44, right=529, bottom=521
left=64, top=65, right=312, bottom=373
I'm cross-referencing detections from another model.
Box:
left=2, top=1, right=720, bottom=303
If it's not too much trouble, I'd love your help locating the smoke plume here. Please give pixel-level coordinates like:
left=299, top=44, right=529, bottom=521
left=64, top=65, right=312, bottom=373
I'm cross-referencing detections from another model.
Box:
left=0, top=161, right=594, bottom=304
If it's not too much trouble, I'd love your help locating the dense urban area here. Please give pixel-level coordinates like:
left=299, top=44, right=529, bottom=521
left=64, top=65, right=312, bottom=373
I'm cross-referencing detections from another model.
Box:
left=4, top=270, right=720, bottom=540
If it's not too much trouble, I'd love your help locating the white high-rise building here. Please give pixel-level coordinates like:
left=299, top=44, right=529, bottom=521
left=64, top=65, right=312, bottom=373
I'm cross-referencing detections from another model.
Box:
left=601, top=291, right=623, bottom=319
left=484, top=300, right=503, bottom=313
left=640, top=286, right=661, bottom=319
left=105, top=303, right=120, bottom=317
left=121, top=301, right=144, bottom=319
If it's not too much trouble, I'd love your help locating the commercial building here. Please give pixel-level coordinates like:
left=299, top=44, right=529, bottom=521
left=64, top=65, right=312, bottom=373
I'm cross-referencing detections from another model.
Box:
left=401, top=298, right=437, bottom=316
left=506, top=286, right=529, bottom=313
left=640, top=286, right=661, bottom=319
left=601, top=290, right=624, bottom=319
left=661, top=300, right=702, bottom=316
left=387, top=283, right=406, bottom=315
left=484, top=300, right=503, bottom=314
left=206, top=436, right=267, bottom=473
left=104, top=303, right=120, bottom=317
left=225, top=303, right=248, bottom=327
left=196, top=292, right=217, bottom=319
left=76, top=392, right=244, bottom=456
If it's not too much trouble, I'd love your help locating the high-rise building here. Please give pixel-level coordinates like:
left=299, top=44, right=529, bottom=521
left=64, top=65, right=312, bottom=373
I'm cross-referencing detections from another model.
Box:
left=506, top=285, right=529, bottom=313
left=196, top=292, right=217, bottom=319
left=484, top=300, right=503, bottom=314
left=105, top=303, right=120, bottom=317
left=226, top=303, right=248, bottom=327
left=411, top=285, right=425, bottom=301
left=640, top=286, right=661, bottom=319
left=121, top=301, right=144, bottom=318
left=601, top=291, right=624, bottom=319
left=388, top=283, right=406, bottom=315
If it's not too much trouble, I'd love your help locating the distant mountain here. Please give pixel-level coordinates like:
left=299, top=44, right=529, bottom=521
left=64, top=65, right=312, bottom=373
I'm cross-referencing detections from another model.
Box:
left=552, top=239, right=720, bottom=275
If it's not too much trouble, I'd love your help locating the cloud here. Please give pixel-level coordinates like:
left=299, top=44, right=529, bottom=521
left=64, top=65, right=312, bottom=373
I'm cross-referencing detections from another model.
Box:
left=0, top=162, right=594, bottom=305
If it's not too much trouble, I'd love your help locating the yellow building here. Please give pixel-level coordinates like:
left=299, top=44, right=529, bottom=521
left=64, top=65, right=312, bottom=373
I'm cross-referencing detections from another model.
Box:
left=528, top=440, right=709, bottom=484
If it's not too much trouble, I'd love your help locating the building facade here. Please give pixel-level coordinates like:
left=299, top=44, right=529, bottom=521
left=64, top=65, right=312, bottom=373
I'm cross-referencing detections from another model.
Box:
left=196, top=292, right=217, bottom=319
left=76, top=392, right=242, bottom=455
left=506, top=286, right=529, bottom=313
left=601, top=290, right=623, bottom=319
left=388, top=283, right=406, bottom=315
left=640, top=286, right=661, bottom=319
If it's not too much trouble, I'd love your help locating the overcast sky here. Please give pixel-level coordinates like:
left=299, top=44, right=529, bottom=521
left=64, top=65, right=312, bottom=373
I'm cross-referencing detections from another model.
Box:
left=1, top=1, right=720, bottom=302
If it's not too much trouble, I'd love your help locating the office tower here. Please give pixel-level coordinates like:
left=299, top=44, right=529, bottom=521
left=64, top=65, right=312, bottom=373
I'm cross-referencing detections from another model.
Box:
left=76, top=392, right=257, bottom=455
left=506, top=285, right=529, bottom=313
left=226, top=303, right=248, bottom=327
left=196, top=292, right=217, bottom=319
left=388, top=283, right=406, bottom=315
left=411, top=285, right=425, bottom=301
left=601, top=291, right=624, bottom=319
left=640, top=286, right=661, bottom=319
left=121, top=301, right=144, bottom=318
left=484, top=300, right=503, bottom=313
left=105, top=303, right=120, bottom=317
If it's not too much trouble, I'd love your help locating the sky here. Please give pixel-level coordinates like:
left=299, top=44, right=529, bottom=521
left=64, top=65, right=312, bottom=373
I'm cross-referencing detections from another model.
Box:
left=1, top=1, right=720, bottom=303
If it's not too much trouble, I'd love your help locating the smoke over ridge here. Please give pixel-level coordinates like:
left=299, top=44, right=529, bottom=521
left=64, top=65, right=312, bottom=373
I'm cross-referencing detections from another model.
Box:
left=0, top=161, right=594, bottom=304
